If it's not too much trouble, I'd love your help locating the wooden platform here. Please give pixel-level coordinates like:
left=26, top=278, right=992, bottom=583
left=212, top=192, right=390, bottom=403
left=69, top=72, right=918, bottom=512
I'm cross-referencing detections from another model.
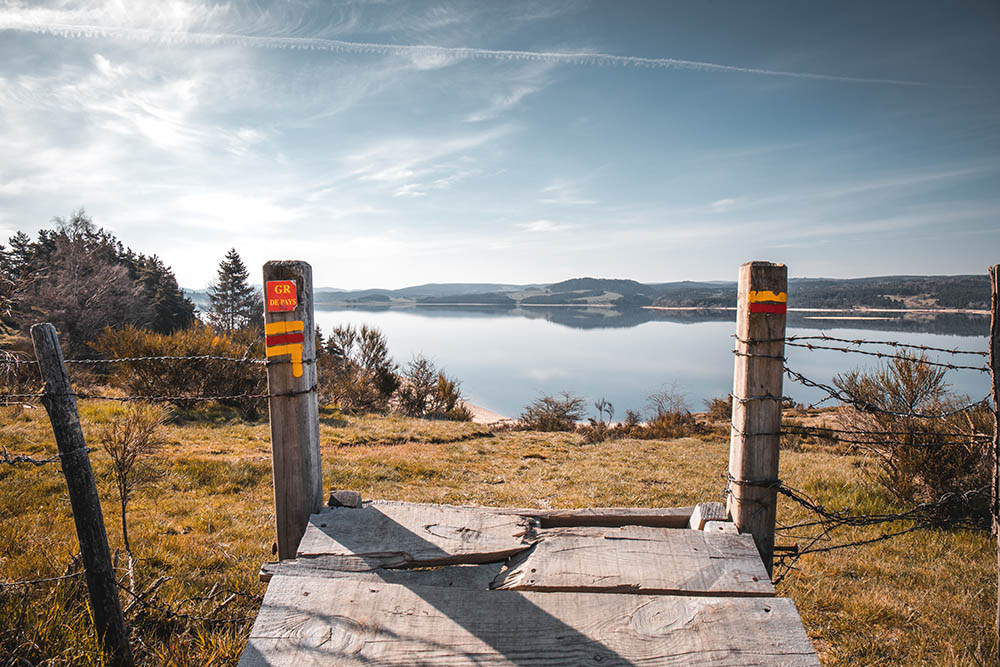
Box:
left=240, top=500, right=819, bottom=666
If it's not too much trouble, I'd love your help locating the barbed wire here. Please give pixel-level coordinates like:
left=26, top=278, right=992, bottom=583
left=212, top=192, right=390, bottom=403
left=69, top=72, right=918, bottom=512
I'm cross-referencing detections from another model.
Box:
left=783, top=366, right=992, bottom=419
left=64, top=355, right=267, bottom=365
left=0, top=445, right=71, bottom=466
left=783, top=341, right=989, bottom=372
left=0, top=571, right=86, bottom=589
left=735, top=333, right=989, bottom=357
left=726, top=472, right=989, bottom=583
left=116, top=581, right=256, bottom=625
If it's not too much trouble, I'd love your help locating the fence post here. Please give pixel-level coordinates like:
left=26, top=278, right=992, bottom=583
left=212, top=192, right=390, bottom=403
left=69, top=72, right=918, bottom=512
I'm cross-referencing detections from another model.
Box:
left=30, top=323, right=133, bottom=667
left=263, top=261, right=323, bottom=560
left=988, top=264, right=999, bottom=664
left=727, top=261, right=787, bottom=577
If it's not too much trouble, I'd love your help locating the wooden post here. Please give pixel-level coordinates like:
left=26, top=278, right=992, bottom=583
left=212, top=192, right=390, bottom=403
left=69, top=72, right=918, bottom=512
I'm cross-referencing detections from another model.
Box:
left=727, top=261, right=788, bottom=577
left=988, top=264, right=999, bottom=666
left=30, top=323, right=133, bottom=667
left=263, top=261, right=323, bottom=560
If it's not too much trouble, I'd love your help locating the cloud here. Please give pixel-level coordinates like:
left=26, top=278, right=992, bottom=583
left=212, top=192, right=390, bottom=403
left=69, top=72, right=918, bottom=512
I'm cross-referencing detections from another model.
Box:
left=517, top=220, right=572, bottom=233
left=539, top=181, right=597, bottom=206
left=710, top=198, right=736, bottom=213
left=0, top=13, right=931, bottom=86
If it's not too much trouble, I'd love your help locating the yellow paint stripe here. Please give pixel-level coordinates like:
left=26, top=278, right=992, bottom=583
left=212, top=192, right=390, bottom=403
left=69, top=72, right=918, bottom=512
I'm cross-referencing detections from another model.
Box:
left=748, top=290, right=787, bottom=303
left=265, top=343, right=304, bottom=378
left=265, top=320, right=305, bottom=335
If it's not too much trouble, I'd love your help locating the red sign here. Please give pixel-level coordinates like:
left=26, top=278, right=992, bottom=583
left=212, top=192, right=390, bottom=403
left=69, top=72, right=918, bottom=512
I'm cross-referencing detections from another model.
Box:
left=266, top=280, right=297, bottom=312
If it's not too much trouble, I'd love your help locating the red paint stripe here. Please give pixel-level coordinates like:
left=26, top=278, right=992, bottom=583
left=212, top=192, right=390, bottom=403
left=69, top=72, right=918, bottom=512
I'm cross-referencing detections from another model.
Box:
left=266, top=333, right=305, bottom=346
left=750, top=303, right=787, bottom=314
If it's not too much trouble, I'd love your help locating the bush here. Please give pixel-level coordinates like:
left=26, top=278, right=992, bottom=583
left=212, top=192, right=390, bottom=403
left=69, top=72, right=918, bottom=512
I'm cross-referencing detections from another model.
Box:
left=318, top=324, right=398, bottom=413
left=519, top=392, right=586, bottom=431
left=834, top=353, right=991, bottom=523
left=578, top=398, right=615, bottom=443
left=92, top=324, right=265, bottom=419
left=396, top=355, right=471, bottom=421
left=704, top=394, right=733, bottom=421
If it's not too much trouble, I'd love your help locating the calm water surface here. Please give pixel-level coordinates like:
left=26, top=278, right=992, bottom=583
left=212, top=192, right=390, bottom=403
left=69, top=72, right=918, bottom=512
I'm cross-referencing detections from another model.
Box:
left=314, top=307, right=991, bottom=419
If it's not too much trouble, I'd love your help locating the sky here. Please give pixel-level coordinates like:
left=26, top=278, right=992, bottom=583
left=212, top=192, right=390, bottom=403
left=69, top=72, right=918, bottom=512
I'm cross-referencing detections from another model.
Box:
left=1, top=1, right=998, bottom=290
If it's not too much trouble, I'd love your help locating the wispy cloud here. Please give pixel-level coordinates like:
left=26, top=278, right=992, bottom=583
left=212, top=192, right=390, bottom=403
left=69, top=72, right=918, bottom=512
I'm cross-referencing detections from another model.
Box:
left=539, top=181, right=597, bottom=206
left=517, top=220, right=573, bottom=233
left=0, top=14, right=931, bottom=86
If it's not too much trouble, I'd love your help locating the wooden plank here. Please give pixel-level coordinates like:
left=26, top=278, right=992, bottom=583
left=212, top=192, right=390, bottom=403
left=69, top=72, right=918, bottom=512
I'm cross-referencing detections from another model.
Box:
left=703, top=521, right=739, bottom=535
left=522, top=505, right=694, bottom=528
left=260, top=557, right=503, bottom=589
left=297, top=503, right=535, bottom=565
left=688, top=502, right=728, bottom=530
left=493, top=525, right=774, bottom=597
left=239, top=576, right=818, bottom=666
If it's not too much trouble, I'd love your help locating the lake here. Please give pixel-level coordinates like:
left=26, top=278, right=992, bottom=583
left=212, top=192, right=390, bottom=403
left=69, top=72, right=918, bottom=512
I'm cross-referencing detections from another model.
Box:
left=314, top=306, right=992, bottom=420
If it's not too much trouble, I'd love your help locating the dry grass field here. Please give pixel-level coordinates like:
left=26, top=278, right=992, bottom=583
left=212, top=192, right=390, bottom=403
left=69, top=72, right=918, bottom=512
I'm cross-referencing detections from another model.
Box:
left=0, top=402, right=994, bottom=665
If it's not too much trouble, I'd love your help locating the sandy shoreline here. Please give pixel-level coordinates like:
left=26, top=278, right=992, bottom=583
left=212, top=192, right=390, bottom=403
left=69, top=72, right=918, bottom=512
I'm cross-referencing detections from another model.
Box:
left=461, top=401, right=512, bottom=425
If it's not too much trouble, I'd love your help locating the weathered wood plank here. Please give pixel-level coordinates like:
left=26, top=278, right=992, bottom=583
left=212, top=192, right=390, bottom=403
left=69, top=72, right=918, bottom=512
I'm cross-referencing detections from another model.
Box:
left=239, top=576, right=818, bottom=666
left=493, top=526, right=774, bottom=597
left=296, top=503, right=535, bottom=565
left=522, top=505, right=694, bottom=528
left=689, top=502, right=728, bottom=530
left=260, top=557, right=503, bottom=588
left=703, top=521, right=739, bottom=535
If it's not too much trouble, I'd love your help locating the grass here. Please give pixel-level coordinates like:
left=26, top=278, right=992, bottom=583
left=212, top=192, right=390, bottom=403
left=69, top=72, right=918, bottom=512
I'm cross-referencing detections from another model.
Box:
left=0, top=401, right=995, bottom=665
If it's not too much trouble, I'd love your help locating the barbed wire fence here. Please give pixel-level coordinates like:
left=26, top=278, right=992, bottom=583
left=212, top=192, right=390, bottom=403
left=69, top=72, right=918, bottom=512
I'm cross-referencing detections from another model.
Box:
left=726, top=330, right=997, bottom=585
left=0, top=345, right=274, bottom=646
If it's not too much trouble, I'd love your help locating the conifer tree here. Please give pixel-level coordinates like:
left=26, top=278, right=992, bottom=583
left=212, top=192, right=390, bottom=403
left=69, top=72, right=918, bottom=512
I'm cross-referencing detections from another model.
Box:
left=207, top=248, right=260, bottom=332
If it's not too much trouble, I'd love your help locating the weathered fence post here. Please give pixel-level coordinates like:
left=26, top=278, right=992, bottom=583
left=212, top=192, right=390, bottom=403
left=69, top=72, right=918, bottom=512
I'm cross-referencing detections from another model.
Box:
left=988, top=264, right=999, bottom=665
left=263, top=261, right=323, bottom=560
left=30, top=323, right=133, bottom=667
left=727, top=261, right=788, bottom=576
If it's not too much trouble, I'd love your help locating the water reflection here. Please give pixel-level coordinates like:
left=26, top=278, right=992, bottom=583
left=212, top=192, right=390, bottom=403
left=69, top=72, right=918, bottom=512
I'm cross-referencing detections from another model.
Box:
left=314, top=307, right=990, bottom=419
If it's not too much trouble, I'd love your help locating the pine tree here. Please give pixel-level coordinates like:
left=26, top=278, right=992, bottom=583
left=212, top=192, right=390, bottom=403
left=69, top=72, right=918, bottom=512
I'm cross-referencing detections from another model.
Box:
left=207, top=248, right=259, bottom=332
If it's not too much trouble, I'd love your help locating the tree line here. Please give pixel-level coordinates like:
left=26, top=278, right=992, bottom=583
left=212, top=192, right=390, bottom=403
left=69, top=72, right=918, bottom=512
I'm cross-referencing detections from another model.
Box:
left=0, top=211, right=267, bottom=356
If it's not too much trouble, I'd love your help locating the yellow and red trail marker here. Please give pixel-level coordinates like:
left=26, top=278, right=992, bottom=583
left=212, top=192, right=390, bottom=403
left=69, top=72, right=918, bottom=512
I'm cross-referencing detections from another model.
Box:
left=265, top=320, right=305, bottom=377
left=748, top=290, right=787, bottom=314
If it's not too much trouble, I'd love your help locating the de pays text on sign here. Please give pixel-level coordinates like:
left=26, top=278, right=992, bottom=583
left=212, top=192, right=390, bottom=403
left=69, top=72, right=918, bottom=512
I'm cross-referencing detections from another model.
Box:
left=266, top=280, right=297, bottom=312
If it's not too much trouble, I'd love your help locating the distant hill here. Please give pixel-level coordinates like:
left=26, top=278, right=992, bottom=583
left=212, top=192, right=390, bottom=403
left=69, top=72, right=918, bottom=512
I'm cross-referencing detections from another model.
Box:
left=185, top=274, right=991, bottom=312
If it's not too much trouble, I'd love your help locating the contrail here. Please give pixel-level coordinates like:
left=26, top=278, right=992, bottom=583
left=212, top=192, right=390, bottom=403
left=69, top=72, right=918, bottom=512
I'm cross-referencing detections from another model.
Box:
left=0, top=19, right=929, bottom=87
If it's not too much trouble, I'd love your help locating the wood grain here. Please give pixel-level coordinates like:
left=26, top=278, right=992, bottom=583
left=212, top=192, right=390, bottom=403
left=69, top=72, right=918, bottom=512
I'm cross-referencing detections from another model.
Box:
left=240, top=576, right=818, bottom=666
left=297, top=503, right=536, bottom=565
left=31, top=324, right=133, bottom=667
left=260, top=557, right=503, bottom=589
left=493, top=526, right=774, bottom=597
left=263, top=261, right=323, bottom=561
left=689, top=502, right=728, bottom=530
left=728, top=261, right=787, bottom=574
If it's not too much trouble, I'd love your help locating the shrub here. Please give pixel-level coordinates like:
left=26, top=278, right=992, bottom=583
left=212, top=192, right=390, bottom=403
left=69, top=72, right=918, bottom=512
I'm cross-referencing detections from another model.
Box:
left=833, top=353, right=991, bottom=523
left=97, top=402, right=166, bottom=589
left=396, top=355, right=471, bottom=421
left=704, top=394, right=733, bottom=421
left=92, top=324, right=265, bottom=419
left=519, top=392, right=586, bottom=431
left=579, top=398, right=615, bottom=443
left=318, top=324, right=398, bottom=413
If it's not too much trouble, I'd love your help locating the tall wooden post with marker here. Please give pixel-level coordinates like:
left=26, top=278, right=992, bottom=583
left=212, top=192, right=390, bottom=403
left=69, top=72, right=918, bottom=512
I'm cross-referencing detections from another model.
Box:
left=727, top=261, right=788, bottom=576
left=263, top=261, right=323, bottom=561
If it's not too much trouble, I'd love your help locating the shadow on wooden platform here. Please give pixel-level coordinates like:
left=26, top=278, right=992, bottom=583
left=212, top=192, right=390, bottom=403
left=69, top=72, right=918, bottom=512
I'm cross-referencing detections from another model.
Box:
left=241, top=501, right=819, bottom=666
